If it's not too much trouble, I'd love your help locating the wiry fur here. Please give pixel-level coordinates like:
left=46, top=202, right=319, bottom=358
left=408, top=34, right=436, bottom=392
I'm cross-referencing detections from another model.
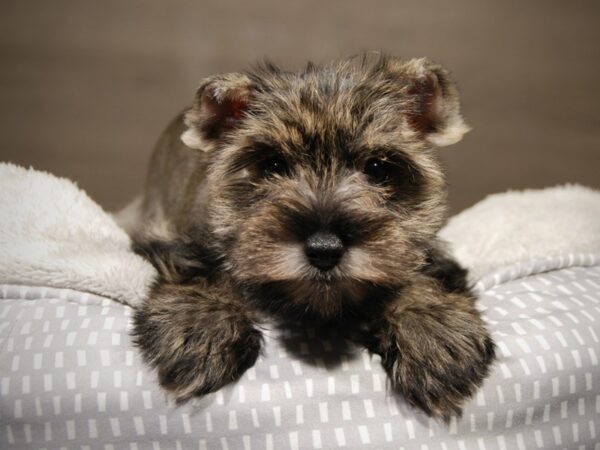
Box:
left=366, top=277, right=495, bottom=418
left=133, top=277, right=262, bottom=400
left=130, top=53, right=494, bottom=421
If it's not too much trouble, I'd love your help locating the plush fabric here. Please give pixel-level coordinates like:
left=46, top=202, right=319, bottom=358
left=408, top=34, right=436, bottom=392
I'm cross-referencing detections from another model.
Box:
left=2, top=163, right=600, bottom=448
left=440, top=184, right=600, bottom=282
left=1, top=162, right=599, bottom=305
left=0, top=163, right=155, bottom=306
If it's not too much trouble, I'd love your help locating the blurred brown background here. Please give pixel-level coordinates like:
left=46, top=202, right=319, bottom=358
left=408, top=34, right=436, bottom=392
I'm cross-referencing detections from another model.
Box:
left=1, top=0, right=598, bottom=214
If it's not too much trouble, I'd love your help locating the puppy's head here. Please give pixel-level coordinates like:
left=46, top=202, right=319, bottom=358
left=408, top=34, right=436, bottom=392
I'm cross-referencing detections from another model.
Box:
left=183, top=54, right=469, bottom=317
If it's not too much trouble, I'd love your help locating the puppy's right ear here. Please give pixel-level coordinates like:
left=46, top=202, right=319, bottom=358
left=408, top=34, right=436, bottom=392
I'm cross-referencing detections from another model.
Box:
left=181, top=73, right=254, bottom=151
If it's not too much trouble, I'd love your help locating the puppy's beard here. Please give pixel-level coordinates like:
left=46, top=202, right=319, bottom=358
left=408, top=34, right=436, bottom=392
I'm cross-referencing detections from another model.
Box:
left=230, top=242, right=407, bottom=317
left=270, top=278, right=373, bottom=317
left=232, top=242, right=400, bottom=283
left=231, top=243, right=310, bottom=282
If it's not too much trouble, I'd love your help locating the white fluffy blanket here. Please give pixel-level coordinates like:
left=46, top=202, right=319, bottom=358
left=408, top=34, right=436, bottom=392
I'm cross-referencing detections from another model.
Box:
left=0, top=163, right=155, bottom=306
left=440, top=184, right=600, bottom=281
left=1, top=162, right=599, bottom=306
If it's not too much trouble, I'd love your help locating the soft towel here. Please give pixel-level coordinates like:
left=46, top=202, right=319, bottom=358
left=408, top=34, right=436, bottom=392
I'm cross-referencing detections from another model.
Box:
left=1, top=162, right=599, bottom=305
left=440, top=184, right=600, bottom=282
left=0, top=163, right=155, bottom=306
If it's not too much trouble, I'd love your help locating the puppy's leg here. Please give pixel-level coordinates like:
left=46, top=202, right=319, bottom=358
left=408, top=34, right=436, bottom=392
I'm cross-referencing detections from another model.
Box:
left=132, top=234, right=214, bottom=284
left=132, top=239, right=262, bottom=401
left=369, top=274, right=495, bottom=421
left=421, top=240, right=469, bottom=294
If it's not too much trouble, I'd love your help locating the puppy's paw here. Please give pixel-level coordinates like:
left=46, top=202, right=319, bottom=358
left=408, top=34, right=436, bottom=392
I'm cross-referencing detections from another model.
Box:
left=375, top=286, right=495, bottom=421
left=155, top=324, right=262, bottom=402
left=133, top=281, right=262, bottom=402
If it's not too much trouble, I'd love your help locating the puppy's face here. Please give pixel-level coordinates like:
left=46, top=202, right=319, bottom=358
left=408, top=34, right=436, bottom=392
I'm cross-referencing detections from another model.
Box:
left=182, top=55, right=469, bottom=317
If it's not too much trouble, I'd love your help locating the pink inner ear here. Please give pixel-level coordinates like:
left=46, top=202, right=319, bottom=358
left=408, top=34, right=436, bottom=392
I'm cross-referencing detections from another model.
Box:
left=228, top=98, right=247, bottom=120
left=202, top=91, right=248, bottom=121
left=406, top=74, right=442, bottom=134
left=199, top=89, right=250, bottom=139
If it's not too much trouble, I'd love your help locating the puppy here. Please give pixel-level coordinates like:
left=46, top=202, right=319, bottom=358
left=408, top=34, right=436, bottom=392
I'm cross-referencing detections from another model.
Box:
left=125, top=54, right=495, bottom=421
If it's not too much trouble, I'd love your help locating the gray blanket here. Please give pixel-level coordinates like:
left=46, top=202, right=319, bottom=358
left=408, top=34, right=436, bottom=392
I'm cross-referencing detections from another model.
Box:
left=1, top=253, right=599, bottom=449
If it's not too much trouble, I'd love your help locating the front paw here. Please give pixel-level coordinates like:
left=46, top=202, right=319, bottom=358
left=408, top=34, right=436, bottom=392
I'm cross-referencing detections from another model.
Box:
left=133, top=281, right=262, bottom=402
left=376, top=290, right=495, bottom=421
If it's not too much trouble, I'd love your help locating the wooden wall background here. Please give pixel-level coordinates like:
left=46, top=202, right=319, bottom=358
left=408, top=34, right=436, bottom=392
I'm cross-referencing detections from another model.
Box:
left=1, top=0, right=598, bottom=214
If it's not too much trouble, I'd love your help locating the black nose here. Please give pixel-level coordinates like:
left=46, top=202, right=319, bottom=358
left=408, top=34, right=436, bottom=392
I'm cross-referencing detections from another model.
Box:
left=304, top=231, right=345, bottom=271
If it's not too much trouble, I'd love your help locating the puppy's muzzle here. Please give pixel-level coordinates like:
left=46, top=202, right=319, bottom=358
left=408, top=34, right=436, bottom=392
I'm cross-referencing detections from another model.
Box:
left=304, top=231, right=345, bottom=271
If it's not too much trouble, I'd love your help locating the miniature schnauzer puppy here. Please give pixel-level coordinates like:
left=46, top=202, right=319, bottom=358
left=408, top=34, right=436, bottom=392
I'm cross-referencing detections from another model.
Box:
left=124, top=54, right=495, bottom=420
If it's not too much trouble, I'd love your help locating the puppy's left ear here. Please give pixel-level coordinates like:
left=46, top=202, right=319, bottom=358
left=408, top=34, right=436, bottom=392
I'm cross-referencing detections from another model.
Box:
left=400, top=58, right=470, bottom=147
left=181, top=73, right=254, bottom=151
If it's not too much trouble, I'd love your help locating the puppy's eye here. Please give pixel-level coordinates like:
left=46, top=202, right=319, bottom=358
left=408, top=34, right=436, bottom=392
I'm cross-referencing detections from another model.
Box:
left=259, top=155, right=288, bottom=178
left=363, top=158, right=393, bottom=184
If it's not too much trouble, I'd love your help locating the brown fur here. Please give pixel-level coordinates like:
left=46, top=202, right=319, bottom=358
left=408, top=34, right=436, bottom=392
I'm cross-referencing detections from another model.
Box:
left=128, top=53, right=494, bottom=421
left=134, top=277, right=262, bottom=400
